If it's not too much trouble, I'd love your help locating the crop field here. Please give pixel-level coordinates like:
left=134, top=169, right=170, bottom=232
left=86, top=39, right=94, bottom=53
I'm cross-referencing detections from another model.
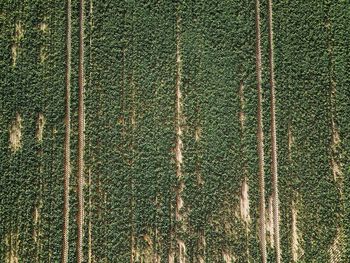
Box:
left=1, top=0, right=350, bottom=262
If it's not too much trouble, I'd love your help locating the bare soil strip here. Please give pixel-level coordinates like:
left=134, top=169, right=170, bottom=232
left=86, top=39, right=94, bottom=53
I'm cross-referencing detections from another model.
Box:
left=36, top=113, right=45, bottom=142
left=254, top=0, right=267, bottom=261
left=77, top=0, right=85, bottom=262
left=267, top=0, right=281, bottom=262
left=12, top=22, right=24, bottom=67
left=266, top=195, right=274, bottom=248
left=329, top=228, right=344, bottom=263
left=240, top=178, right=250, bottom=225
left=5, top=231, right=19, bottom=263
left=174, top=6, right=185, bottom=263
left=9, top=113, right=22, bottom=152
left=239, top=82, right=245, bottom=134
left=61, top=0, right=72, bottom=262
left=239, top=81, right=251, bottom=260
left=291, top=201, right=303, bottom=261
left=291, top=203, right=298, bottom=261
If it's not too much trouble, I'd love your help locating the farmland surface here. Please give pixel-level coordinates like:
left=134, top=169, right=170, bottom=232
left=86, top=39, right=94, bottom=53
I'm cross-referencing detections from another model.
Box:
left=1, top=1, right=350, bottom=262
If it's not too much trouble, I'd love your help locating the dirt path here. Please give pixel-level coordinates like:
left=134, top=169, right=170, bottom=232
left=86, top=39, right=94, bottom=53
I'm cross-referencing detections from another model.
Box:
left=267, top=0, right=281, bottom=262
left=254, top=0, right=267, bottom=261
left=87, top=2, right=94, bottom=263
left=77, top=0, right=85, bottom=262
left=62, top=0, right=72, bottom=262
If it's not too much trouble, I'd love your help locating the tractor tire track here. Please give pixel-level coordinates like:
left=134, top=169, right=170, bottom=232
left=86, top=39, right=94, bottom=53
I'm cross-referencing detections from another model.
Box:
left=62, top=0, right=72, bottom=262
left=254, top=0, right=267, bottom=261
left=267, top=0, right=281, bottom=262
left=77, top=0, right=85, bottom=262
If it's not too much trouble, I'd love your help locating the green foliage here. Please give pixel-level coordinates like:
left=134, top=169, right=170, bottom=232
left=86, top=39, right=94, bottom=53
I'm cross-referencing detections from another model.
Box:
left=177, top=0, right=267, bottom=261
left=1, top=1, right=349, bottom=262
left=1, top=0, right=66, bottom=262
left=274, top=0, right=346, bottom=261
left=330, top=1, right=350, bottom=261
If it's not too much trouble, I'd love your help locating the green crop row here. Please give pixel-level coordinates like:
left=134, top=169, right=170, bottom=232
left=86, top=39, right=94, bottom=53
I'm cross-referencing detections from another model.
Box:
left=83, top=1, right=130, bottom=261
left=179, top=0, right=262, bottom=261
left=274, top=0, right=348, bottom=262
left=330, top=1, right=350, bottom=262
left=81, top=1, right=177, bottom=261
left=131, top=2, right=176, bottom=261
left=1, top=0, right=66, bottom=262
